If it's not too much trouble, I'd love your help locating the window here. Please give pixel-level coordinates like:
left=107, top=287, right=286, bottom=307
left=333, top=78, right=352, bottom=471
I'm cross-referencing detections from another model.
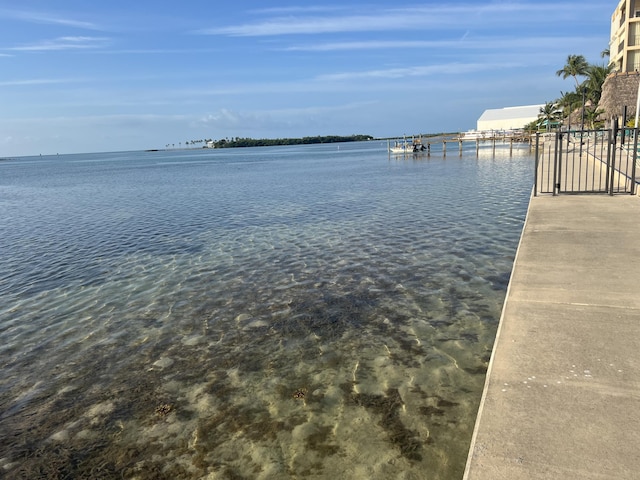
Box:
left=629, top=51, right=640, bottom=71
left=630, top=23, right=640, bottom=45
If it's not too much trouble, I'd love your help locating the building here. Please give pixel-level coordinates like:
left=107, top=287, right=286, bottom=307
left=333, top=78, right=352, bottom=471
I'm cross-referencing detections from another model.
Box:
left=475, top=105, right=544, bottom=132
left=607, top=1, right=640, bottom=124
left=610, top=0, right=640, bottom=72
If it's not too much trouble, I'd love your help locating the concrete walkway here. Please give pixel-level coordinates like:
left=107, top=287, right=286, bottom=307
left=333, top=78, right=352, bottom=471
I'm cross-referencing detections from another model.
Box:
left=463, top=193, right=640, bottom=479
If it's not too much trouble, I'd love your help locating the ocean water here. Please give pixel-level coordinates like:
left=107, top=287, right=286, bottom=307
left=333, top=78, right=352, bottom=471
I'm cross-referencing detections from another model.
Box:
left=0, top=141, right=533, bottom=479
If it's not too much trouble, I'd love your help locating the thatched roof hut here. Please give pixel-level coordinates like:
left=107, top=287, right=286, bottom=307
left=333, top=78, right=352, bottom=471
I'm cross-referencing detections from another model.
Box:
left=565, top=107, right=586, bottom=128
left=597, top=71, right=640, bottom=125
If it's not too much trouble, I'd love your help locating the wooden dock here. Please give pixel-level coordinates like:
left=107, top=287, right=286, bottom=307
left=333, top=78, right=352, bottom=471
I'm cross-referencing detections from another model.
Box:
left=388, top=133, right=534, bottom=156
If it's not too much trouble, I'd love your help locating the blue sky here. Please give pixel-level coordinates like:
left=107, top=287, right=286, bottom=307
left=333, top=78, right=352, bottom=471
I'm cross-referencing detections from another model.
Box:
left=1, top=1, right=612, bottom=156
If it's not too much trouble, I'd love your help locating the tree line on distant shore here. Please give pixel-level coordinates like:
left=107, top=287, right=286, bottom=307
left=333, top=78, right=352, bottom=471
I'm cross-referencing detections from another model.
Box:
left=165, top=135, right=373, bottom=149
left=212, top=134, right=373, bottom=148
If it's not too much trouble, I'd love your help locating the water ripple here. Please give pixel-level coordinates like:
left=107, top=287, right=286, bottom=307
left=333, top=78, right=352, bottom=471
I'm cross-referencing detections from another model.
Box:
left=0, top=144, right=532, bottom=479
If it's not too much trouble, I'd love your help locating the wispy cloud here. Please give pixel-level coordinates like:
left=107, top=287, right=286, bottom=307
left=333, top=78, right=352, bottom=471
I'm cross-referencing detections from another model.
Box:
left=315, top=62, right=517, bottom=82
left=249, top=6, right=350, bottom=15
left=196, top=4, right=467, bottom=36
left=283, top=36, right=602, bottom=52
left=0, top=9, right=100, bottom=30
left=197, top=102, right=375, bottom=131
left=198, top=13, right=427, bottom=36
left=8, top=36, right=111, bottom=52
left=0, top=78, right=87, bottom=87
left=90, top=47, right=223, bottom=55
left=199, top=109, right=264, bottom=128
left=197, top=2, right=605, bottom=37
left=284, top=40, right=444, bottom=51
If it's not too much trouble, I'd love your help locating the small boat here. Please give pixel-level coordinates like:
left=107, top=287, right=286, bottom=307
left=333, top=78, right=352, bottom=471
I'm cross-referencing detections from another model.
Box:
left=389, top=137, right=427, bottom=154
left=460, top=130, right=487, bottom=140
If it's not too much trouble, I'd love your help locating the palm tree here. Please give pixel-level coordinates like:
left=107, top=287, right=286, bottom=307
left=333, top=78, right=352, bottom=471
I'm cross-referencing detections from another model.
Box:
left=584, top=106, right=604, bottom=129
left=601, top=48, right=610, bottom=58
left=583, top=63, right=614, bottom=105
left=557, top=90, right=583, bottom=127
left=556, top=54, right=590, bottom=89
left=538, top=102, right=562, bottom=131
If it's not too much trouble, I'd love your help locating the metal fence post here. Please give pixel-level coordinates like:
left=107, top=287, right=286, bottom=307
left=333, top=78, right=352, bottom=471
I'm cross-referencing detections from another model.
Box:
left=534, top=133, right=539, bottom=196
left=631, top=127, right=639, bottom=196
left=553, top=132, right=561, bottom=196
left=609, top=128, right=616, bottom=196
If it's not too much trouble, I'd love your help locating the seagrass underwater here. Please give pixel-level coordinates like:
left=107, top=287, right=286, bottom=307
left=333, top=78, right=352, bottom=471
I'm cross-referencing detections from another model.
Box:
left=0, top=141, right=533, bottom=479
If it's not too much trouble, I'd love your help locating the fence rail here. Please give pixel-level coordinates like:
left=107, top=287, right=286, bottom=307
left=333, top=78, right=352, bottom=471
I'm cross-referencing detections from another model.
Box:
left=534, top=128, right=638, bottom=196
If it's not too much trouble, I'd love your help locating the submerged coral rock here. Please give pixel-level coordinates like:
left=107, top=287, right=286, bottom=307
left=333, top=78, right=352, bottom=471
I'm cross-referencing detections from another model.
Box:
left=293, top=388, right=307, bottom=399
left=155, top=403, right=173, bottom=417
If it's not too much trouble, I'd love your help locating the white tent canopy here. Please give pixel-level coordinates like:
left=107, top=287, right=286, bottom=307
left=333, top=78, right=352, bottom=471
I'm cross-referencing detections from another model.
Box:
left=477, top=104, right=543, bottom=131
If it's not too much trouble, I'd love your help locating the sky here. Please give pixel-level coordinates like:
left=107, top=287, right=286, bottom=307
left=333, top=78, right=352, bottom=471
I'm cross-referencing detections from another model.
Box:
left=0, top=0, right=613, bottom=156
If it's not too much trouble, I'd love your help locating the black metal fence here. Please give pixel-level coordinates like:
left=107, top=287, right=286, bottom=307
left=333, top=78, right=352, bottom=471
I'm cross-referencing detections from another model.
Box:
left=534, top=128, right=639, bottom=196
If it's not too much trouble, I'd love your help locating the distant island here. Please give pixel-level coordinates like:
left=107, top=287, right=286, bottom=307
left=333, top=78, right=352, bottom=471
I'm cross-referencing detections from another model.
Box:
left=162, top=133, right=460, bottom=151
left=207, top=134, right=373, bottom=149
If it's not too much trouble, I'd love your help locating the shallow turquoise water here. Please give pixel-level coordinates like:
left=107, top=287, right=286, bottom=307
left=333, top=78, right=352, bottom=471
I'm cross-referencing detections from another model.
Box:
left=0, top=142, right=533, bottom=479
